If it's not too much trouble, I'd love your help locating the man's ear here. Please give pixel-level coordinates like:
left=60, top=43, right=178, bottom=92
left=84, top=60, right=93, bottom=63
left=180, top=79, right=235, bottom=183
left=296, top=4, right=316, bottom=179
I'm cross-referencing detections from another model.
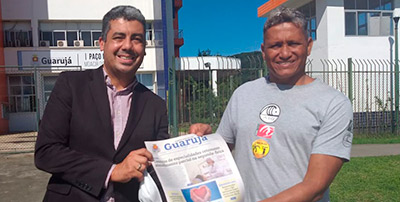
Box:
left=261, top=43, right=266, bottom=60
left=99, top=37, right=105, bottom=51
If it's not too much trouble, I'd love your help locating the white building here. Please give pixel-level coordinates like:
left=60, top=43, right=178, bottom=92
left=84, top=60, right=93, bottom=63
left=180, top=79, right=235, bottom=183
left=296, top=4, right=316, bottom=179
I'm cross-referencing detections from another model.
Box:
left=258, top=0, right=399, bottom=114
left=258, top=0, right=398, bottom=61
left=1, top=0, right=176, bottom=132
left=176, top=56, right=241, bottom=96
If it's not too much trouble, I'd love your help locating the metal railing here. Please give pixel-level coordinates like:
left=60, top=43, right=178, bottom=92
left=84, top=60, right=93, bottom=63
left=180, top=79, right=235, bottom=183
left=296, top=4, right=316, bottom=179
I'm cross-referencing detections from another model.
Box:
left=171, top=58, right=400, bottom=136
left=1, top=58, right=400, bottom=152
left=0, top=65, right=82, bottom=153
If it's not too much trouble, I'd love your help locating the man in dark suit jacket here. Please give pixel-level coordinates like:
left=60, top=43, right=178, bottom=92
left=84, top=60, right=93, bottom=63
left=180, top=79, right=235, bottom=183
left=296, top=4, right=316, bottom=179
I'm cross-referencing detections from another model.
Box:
left=35, top=5, right=169, bottom=201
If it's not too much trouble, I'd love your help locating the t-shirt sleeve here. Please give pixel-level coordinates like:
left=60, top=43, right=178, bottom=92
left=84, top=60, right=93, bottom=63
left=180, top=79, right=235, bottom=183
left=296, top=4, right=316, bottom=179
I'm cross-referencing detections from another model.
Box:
left=311, top=95, right=353, bottom=161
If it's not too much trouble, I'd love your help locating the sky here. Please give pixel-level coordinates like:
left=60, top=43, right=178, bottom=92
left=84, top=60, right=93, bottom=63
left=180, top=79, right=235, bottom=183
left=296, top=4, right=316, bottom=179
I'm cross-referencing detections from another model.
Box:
left=178, top=0, right=268, bottom=57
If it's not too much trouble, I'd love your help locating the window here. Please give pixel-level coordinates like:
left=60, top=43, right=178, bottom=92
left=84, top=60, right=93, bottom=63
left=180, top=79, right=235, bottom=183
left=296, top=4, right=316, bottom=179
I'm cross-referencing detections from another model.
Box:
left=81, top=31, right=92, bottom=46
left=137, top=74, right=154, bottom=91
left=3, top=21, right=32, bottom=47
left=298, top=1, right=317, bottom=40
left=67, top=31, right=78, bottom=46
left=146, top=22, right=153, bottom=40
left=41, top=31, right=53, bottom=46
left=54, top=31, right=66, bottom=44
left=4, top=30, right=32, bottom=47
left=39, top=21, right=102, bottom=47
left=8, top=75, right=36, bottom=113
left=344, top=0, right=393, bottom=36
left=43, top=76, right=58, bottom=103
left=145, top=21, right=164, bottom=42
left=92, top=31, right=101, bottom=44
left=39, top=30, right=102, bottom=47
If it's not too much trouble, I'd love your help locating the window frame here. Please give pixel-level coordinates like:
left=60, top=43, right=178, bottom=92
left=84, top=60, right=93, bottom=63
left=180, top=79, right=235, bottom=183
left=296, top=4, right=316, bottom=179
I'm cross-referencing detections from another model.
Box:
left=345, top=9, right=394, bottom=36
left=8, top=75, right=36, bottom=113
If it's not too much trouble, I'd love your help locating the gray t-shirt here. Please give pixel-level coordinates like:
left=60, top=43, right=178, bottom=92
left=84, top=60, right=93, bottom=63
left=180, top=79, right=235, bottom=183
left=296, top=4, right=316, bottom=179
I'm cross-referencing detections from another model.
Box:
left=217, top=77, right=353, bottom=202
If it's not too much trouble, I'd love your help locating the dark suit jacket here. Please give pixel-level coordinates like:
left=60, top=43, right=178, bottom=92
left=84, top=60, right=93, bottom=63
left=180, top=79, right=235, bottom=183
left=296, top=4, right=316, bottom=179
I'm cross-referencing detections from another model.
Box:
left=35, top=66, right=169, bottom=201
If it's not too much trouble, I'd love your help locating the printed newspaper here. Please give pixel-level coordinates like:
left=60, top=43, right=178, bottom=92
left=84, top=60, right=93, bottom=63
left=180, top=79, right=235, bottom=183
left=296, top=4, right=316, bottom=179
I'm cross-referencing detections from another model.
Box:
left=145, top=134, right=245, bottom=202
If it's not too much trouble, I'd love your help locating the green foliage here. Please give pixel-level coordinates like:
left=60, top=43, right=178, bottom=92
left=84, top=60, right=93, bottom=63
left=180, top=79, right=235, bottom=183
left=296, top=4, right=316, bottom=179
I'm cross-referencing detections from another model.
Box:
left=177, top=68, right=259, bottom=127
left=183, top=75, right=239, bottom=125
left=231, top=51, right=265, bottom=69
left=331, top=155, right=400, bottom=202
left=198, top=49, right=212, bottom=56
left=197, top=49, right=221, bottom=56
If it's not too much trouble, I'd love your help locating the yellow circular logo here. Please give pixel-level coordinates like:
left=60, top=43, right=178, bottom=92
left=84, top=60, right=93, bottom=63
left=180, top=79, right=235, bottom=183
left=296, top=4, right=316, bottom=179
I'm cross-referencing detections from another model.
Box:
left=252, top=139, right=270, bottom=158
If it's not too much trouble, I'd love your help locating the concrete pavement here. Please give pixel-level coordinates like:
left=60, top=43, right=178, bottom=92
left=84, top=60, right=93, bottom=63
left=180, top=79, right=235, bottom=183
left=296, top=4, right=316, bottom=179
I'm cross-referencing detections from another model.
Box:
left=351, top=143, right=400, bottom=157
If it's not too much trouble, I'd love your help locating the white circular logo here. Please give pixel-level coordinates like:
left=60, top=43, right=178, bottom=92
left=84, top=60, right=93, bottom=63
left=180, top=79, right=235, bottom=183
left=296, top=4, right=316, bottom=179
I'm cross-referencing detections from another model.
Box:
left=259, top=104, right=281, bottom=123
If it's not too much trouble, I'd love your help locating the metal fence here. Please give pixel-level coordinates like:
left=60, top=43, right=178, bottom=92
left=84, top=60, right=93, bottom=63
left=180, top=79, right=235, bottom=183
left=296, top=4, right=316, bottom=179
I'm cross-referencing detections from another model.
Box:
left=306, top=58, right=396, bottom=135
left=0, top=66, right=82, bottom=153
left=1, top=58, right=399, bottom=152
left=173, top=67, right=264, bottom=134
left=171, top=58, right=400, bottom=137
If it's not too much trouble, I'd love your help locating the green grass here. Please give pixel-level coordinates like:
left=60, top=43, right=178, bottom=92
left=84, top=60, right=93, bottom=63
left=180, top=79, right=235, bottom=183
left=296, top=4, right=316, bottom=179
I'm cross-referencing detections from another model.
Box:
left=353, top=133, right=400, bottom=144
left=330, top=155, right=400, bottom=202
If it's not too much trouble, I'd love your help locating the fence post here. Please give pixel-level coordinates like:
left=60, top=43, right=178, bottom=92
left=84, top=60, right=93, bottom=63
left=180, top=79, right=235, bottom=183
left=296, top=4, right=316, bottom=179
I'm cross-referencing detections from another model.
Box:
left=396, top=36, right=400, bottom=132
left=169, top=58, right=178, bottom=137
left=34, top=66, right=40, bottom=132
left=208, top=67, right=213, bottom=123
left=347, top=58, right=353, bottom=105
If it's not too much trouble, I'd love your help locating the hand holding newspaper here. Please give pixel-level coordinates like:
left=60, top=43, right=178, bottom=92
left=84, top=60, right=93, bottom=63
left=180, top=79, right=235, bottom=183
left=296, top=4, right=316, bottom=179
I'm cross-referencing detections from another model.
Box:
left=144, top=134, right=245, bottom=202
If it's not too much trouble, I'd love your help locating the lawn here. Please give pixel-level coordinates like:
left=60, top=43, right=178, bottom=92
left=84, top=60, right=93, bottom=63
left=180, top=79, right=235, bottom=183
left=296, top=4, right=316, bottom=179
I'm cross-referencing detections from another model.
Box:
left=353, top=133, right=400, bottom=144
left=330, top=155, right=400, bottom=202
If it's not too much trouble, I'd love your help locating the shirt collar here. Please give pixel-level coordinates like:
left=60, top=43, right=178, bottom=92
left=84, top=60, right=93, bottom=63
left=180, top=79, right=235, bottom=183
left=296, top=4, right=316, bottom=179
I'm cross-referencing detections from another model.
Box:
left=103, top=68, right=138, bottom=93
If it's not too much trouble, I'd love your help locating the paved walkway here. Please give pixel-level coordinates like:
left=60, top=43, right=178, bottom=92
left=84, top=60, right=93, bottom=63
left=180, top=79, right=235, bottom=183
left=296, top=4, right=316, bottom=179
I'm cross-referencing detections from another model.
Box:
left=0, top=141, right=399, bottom=201
left=0, top=132, right=399, bottom=201
left=351, top=143, right=400, bottom=157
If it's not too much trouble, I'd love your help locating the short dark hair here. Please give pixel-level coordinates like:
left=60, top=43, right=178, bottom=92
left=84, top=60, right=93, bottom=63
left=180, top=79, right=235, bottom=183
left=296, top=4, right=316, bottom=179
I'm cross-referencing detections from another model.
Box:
left=101, top=5, right=146, bottom=41
left=263, top=6, right=309, bottom=39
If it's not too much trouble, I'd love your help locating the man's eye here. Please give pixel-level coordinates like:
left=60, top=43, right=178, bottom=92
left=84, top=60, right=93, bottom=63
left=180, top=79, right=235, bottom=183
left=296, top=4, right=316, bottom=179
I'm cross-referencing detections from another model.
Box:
left=269, top=44, right=280, bottom=49
left=134, top=38, right=144, bottom=43
left=288, top=42, right=301, bottom=46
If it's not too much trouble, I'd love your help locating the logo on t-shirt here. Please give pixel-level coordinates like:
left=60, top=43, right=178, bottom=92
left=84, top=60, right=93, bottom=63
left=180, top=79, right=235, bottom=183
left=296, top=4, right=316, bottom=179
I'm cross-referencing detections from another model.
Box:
left=259, top=104, right=280, bottom=123
left=256, top=124, right=274, bottom=139
left=342, top=120, right=353, bottom=147
left=252, top=139, right=270, bottom=158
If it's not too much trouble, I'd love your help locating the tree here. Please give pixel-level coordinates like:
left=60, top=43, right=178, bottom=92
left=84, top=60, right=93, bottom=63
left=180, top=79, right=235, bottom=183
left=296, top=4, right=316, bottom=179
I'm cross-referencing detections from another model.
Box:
left=198, top=49, right=212, bottom=56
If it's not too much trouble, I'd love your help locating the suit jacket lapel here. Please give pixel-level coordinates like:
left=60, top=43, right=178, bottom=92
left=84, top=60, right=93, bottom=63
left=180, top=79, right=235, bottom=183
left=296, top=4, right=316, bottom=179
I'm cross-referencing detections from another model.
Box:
left=116, top=84, right=147, bottom=152
left=89, top=67, right=114, bottom=147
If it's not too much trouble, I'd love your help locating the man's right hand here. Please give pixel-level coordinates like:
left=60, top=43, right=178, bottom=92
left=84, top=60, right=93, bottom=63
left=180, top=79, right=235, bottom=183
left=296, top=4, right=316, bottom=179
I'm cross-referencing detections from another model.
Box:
left=110, top=148, right=153, bottom=183
left=188, top=123, right=212, bottom=136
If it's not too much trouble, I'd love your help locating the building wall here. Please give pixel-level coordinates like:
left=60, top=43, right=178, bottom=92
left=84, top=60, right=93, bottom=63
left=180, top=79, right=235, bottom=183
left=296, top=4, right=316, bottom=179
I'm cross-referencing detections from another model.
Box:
left=1, top=0, right=171, bottom=132
left=177, top=56, right=241, bottom=71
left=309, top=0, right=394, bottom=64
left=259, top=0, right=398, bottom=66
left=258, top=0, right=398, bottom=112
